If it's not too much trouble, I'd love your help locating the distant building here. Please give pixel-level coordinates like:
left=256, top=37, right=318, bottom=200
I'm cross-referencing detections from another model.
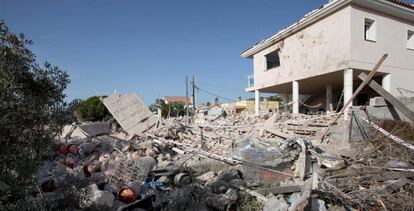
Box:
left=163, top=96, right=191, bottom=105
left=221, top=100, right=280, bottom=114
left=241, top=0, right=414, bottom=119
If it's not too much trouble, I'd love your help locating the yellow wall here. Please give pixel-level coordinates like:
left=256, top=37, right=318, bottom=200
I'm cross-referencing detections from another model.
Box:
left=221, top=100, right=280, bottom=113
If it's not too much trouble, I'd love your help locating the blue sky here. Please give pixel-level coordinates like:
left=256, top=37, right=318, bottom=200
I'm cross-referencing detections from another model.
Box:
left=1, top=0, right=329, bottom=105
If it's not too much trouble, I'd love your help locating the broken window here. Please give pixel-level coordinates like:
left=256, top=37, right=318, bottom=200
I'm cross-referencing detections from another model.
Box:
left=265, top=50, right=280, bottom=70
left=407, top=30, right=414, bottom=50
left=364, top=18, right=376, bottom=42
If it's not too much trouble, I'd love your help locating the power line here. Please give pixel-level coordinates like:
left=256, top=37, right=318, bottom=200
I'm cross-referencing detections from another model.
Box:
left=197, top=84, right=243, bottom=95
left=197, top=81, right=243, bottom=92
left=196, top=86, right=237, bottom=102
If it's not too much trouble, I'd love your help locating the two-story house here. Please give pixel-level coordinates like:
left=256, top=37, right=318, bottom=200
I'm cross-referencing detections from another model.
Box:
left=241, top=0, right=414, bottom=119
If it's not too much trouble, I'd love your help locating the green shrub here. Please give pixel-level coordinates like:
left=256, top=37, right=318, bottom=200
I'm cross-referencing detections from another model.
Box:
left=75, top=96, right=111, bottom=121
left=0, top=21, right=79, bottom=209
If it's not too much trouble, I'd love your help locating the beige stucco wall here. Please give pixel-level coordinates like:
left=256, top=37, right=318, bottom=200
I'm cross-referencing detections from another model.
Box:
left=349, top=5, right=414, bottom=96
left=252, top=6, right=352, bottom=91
left=221, top=101, right=280, bottom=112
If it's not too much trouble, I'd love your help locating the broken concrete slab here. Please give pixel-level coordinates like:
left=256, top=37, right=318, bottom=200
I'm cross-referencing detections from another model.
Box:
left=61, top=124, right=76, bottom=139
left=315, top=151, right=345, bottom=170
left=60, top=125, right=89, bottom=139
left=103, top=93, right=157, bottom=136
left=78, top=122, right=111, bottom=137
left=263, top=196, right=289, bottom=211
left=359, top=73, right=414, bottom=123
left=196, top=171, right=215, bottom=182
left=207, top=106, right=225, bottom=120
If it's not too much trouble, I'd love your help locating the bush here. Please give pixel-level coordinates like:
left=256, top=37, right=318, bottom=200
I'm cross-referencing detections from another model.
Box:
left=75, top=96, right=111, bottom=121
left=0, top=21, right=79, bottom=209
left=4, top=176, right=91, bottom=211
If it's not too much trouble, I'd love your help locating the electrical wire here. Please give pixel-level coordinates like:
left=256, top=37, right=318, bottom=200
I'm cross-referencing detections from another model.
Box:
left=196, top=86, right=238, bottom=102
left=196, top=84, right=243, bottom=94
left=197, top=81, right=244, bottom=92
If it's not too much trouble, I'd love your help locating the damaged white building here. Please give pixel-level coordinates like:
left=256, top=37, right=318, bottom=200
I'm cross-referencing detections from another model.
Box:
left=242, top=0, right=414, bottom=118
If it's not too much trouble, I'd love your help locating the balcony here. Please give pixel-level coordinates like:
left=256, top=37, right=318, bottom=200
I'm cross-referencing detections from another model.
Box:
left=247, top=75, right=254, bottom=88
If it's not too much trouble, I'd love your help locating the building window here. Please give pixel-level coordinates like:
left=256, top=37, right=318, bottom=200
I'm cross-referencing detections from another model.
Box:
left=408, top=30, right=414, bottom=50
left=265, top=50, right=280, bottom=70
left=364, top=18, right=376, bottom=42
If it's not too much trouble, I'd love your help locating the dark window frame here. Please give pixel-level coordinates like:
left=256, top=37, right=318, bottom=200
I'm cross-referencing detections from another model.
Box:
left=364, top=18, right=376, bottom=42
left=265, top=50, right=281, bottom=70
left=407, top=29, right=414, bottom=50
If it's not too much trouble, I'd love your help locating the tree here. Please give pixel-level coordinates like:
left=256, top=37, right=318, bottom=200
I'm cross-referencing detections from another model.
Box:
left=66, top=98, right=84, bottom=122
left=0, top=21, right=87, bottom=210
left=148, top=102, right=158, bottom=113
left=268, top=95, right=283, bottom=102
left=155, top=99, right=170, bottom=118
left=170, top=102, right=186, bottom=117
left=152, top=99, right=187, bottom=118
left=75, top=96, right=111, bottom=121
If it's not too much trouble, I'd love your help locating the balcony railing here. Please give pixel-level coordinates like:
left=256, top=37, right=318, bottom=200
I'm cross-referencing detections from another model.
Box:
left=247, top=75, right=254, bottom=88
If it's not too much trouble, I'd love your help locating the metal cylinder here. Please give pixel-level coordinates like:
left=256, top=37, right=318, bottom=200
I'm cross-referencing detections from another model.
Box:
left=117, top=182, right=142, bottom=203
left=83, top=162, right=101, bottom=176
left=58, top=144, right=68, bottom=155
left=174, top=172, right=192, bottom=186
left=78, top=142, right=97, bottom=155
left=68, top=144, right=78, bottom=154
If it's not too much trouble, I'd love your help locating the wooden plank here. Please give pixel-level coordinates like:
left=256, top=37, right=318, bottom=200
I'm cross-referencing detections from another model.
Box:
left=311, top=162, right=319, bottom=190
left=386, top=101, right=402, bottom=121
left=256, top=185, right=302, bottom=195
left=264, top=128, right=293, bottom=139
left=359, top=73, right=414, bottom=123
left=288, top=179, right=312, bottom=211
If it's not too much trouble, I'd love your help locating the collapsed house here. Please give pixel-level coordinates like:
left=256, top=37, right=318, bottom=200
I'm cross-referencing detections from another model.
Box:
left=241, top=0, right=414, bottom=118
left=35, top=86, right=414, bottom=210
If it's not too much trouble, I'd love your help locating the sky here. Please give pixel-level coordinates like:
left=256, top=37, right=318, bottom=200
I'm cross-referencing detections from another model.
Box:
left=1, top=0, right=331, bottom=105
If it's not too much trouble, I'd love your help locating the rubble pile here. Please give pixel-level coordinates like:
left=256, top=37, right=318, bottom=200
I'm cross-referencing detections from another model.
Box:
left=40, top=121, right=249, bottom=210
left=36, top=93, right=414, bottom=210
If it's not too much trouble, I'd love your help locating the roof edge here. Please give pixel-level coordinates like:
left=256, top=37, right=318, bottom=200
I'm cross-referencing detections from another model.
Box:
left=240, top=0, right=414, bottom=58
left=240, top=0, right=351, bottom=58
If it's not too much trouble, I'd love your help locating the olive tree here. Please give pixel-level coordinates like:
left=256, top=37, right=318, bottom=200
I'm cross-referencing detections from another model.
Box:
left=0, top=21, right=88, bottom=210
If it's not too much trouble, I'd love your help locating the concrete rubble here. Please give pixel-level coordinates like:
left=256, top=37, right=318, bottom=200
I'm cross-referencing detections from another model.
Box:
left=103, top=93, right=157, bottom=136
left=36, top=93, right=414, bottom=210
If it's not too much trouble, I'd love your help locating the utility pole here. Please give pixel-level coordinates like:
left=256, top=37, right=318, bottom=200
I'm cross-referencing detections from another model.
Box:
left=192, top=75, right=196, bottom=110
left=185, top=76, right=189, bottom=119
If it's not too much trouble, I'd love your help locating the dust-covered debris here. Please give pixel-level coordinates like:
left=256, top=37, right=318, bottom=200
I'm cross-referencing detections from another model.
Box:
left=34, top=93, right=414, bottom=210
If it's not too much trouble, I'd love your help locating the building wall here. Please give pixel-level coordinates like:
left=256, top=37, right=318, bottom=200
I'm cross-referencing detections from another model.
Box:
left=221, top=101, right=280, bottom=113
left=349, top=5, right=414, bottom=96
left=253, top=6, right=352, bottom=91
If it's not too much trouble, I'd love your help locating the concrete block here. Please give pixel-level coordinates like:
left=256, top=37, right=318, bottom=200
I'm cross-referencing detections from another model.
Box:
left=90, top=190, right=115, bottom=207
left=78, top=122, right=111, bottom=137
left=369, top=97, right=386, bottom=107
left=103, top=93, right=156, bottom=135
left=70, top=127, right=88, bottom=138
left=196, top=171, right=215, bottom=182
